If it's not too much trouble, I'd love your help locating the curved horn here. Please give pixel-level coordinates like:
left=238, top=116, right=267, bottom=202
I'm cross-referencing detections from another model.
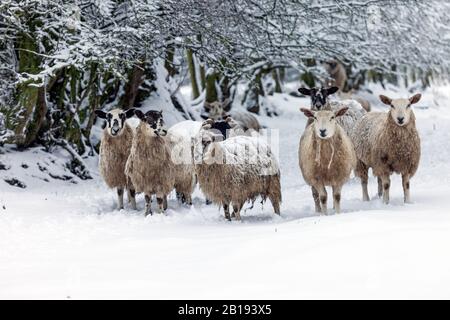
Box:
left=201, top=118, right=214, bottom=129
left=224, top=116, right=238, bottom=128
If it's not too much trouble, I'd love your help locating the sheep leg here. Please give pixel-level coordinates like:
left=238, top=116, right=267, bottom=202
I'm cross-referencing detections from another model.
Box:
left=223, top=203, right=231, bottom=221
left=184, top=193, right=192, bottom=206
left=156, top=194, right=165, bottom=213
left=163, top=195, right=168, bottom=210
left=270, top=196, right=281, bottom=215
left=356, top=160, right=370, bottom=201
left=127, top=188, right=137, bottom=210
left=402, top=174, right=411, bottom=203
left=377, top=177, right=383, bottom=198
left=332, top=184, right=342, bottom=214
left=318, top=185, right=328, bottom=215
left=117, top=188, right=124, bottom=210
left=381, top=175, right=391, bottom=204
left=232, top=203, right=243, bottom=221
left=144, top=194, right=152, bottom=216
left=311, top=186, right=321, bottom=213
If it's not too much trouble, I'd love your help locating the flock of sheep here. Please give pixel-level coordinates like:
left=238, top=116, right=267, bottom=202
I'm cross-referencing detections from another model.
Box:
left=95, top=105, right=280, bottom=220
left=297, top=87, right=421, bottom=214
left=95, top=84, right=422, bottom=221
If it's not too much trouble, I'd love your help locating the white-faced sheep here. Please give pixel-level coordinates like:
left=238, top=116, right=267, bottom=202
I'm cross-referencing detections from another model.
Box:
left=195, top=118, right=281, bottom=221
left=125, top=110, right=174, bottom=215
left=298, top=86, right=366, bottom=136
left=299, top=107, right=356, bottom=214
left=323, top=60, right=371, bottom=111
left=206, top=101, right=261, bottom=133
left=351, top=94, right=422, bottom=204
left=95, top=108, right=137, bottom=210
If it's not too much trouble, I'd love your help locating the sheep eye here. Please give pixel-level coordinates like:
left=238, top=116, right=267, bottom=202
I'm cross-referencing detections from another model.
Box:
left=406, top=104, right=411, bottom=108
left=390, top=104, right=395, bottom=109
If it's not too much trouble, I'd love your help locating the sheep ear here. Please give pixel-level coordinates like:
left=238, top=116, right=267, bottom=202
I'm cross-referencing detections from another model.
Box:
left=325, top=86, right=339, bottom=96
left=95, top=110, right=107, bottom=119
left=300, top=108, right=315, bottom=118
left=379, top=95, right=392, bottom=106
left=134, top=110, right=145, bottom=120
left=298, top=88, right=311, bottom=96
left=409, top=93, right=422, bottom=105
left=335, top=107, right=349, bottom=117
left=125, top=108, right=135, bottom=119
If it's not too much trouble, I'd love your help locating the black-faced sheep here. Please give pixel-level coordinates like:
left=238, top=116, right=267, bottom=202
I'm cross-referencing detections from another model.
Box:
left=206, top=101, right=261, bottom=133
left=195, top=119, right=281, bottom=221
left=95, top=108, right=137, bottom=210
left=299, top=107, right=356, bottom=214
left=125, top=110, right=173, bottom=215
left=351, top=94, right=422, bottom=204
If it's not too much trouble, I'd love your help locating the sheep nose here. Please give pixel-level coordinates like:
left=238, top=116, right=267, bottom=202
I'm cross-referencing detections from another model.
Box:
left=397, top=117, right=404, bottom=124
left=319, top=129, right=327, bottom=137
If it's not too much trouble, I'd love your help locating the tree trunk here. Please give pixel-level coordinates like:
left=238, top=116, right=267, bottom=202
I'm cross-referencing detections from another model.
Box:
left=164, top=44, right=176, bottom=77
left=300, top=59, right=316, bottom=88
left=205, top=70, right=218, bottom=104
left=199, top=62, right=206, bottom=90
left=120, top=62, right=145, bottom=110
left=272, top=68, right=282, bottom=93
left=22, top=86, right=47, bottom=148
left=187, top=48, right=200, bottom=100
left=12, top=31, right=42, bottom=148
left=242, top=69, right=264, bottom=114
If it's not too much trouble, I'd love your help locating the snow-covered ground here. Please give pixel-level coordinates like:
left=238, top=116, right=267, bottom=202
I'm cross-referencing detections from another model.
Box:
left=2, top=83, right=450, bottom=299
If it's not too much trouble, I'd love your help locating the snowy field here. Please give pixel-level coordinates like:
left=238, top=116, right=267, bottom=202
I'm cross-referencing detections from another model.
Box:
left=2, top=83, right=450, bottom=299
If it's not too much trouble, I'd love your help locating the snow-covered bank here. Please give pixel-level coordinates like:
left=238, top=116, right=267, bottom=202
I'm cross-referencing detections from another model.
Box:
left=2, top=84, right=450, bottom=299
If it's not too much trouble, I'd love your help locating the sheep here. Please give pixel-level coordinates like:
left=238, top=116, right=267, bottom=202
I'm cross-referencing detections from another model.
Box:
left=339, top=91, right=371, bottom=112
left=351, top=93, right=422, bottom=204
left=95, top=108, right=137, bottom=210
left=166, top=120, right=203, bottom=204
left=125, top=110, right=174, bottom=215
left=323, top=60, right=371, bottom=111
left=323, top=59, right=347, bottom=92
left=298, top=86, right=366, bottom=136
left=299, top=107, right=356, bottom=214
left=194, top=118, right=281, bottom=221
left=206, top=101, right=261, bottom=133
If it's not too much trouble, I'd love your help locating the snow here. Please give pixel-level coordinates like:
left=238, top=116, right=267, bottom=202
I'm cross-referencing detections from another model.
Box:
left=2, top=83, right=450, bottom=299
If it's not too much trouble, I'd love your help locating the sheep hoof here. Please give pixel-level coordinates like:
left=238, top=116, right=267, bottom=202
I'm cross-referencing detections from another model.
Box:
left=231, top=212, right=236, bottom=218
